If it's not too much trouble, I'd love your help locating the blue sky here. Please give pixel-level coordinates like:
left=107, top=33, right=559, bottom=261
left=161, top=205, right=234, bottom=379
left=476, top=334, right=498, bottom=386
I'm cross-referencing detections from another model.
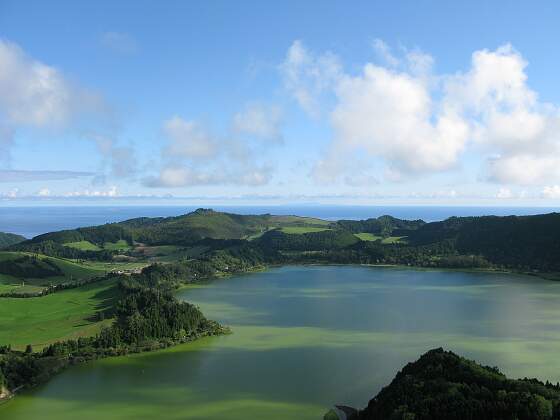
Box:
left=1, top=0, right=560, bottom=205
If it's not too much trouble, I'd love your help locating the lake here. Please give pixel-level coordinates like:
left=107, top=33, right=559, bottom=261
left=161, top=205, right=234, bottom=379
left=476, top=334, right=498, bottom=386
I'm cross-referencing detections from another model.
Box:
left=2, top=265, right=560, bottom=419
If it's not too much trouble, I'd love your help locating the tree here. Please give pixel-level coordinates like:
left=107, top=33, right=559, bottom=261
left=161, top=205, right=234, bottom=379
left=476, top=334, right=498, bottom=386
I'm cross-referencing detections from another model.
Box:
left=25, top=344, right=33, bottom=354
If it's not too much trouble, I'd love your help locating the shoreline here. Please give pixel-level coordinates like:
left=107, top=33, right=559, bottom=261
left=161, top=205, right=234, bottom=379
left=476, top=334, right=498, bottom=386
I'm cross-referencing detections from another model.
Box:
left=0, top=323, right=230, bottom=405
left=190, top=261, right=559, bottom=285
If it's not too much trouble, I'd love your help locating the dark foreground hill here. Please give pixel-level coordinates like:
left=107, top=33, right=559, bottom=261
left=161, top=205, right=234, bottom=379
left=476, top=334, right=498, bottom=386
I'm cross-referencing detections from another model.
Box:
left=330, top=348, right=560, bottom=420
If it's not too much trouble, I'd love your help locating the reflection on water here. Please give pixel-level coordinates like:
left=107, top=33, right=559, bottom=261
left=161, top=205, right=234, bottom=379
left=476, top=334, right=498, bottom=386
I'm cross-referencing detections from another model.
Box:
left=2, top=266, right=560, bottom=419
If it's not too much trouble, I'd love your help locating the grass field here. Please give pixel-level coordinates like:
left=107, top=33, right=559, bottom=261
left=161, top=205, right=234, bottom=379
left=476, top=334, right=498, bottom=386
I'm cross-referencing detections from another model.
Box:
left=64, top=241, right=102, bottom=251
left=280, top=226, right=332, bottom=234
left=103, top=240, right=132, bottom=251
left=354, top=233, right=407, bottom=244
left=0, top=252, right=146, bottom=295
left=354, top=233, right=382, bottom=241
left=270, top=215, right=331, bottom=226
left=64, top=239, right=132, bottom=252
left=0, top=252, right=106, bottom=287
left=0, top=278, right=119, bottom=350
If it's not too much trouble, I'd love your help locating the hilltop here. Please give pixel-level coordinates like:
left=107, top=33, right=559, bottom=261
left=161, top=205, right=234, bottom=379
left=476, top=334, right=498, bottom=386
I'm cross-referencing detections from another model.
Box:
left=329, top=348, right=560, bottom=419
left=0, top=232, right=25, bottom=249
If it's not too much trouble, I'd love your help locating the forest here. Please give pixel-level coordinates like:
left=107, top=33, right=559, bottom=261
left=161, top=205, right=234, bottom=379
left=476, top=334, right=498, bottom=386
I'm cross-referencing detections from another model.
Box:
left=327, top=348, right=560, bottom=420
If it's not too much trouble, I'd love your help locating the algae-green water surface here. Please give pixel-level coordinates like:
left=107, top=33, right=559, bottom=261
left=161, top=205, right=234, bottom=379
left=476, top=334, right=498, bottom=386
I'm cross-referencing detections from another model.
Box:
left=3, top=265, right=560, bottom=419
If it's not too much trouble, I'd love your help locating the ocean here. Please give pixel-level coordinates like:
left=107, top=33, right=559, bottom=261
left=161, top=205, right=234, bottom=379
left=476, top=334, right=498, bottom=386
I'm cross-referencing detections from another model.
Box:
left=0, top=205, right=558, bottom=239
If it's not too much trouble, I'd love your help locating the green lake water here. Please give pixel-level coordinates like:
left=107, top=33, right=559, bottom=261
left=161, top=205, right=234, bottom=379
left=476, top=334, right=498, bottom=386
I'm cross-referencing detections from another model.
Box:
left=3, top=265, right=560, bottom=419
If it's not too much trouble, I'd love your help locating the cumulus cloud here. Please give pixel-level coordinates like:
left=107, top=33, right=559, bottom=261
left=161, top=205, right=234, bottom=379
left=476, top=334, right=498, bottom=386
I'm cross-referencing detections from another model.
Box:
left=496, top=187, right=513, bottom=199
left=0, top=39, right=105, bottom=129
left=0, top=39, right=133, bottom=185
left=446, top=45, right=560, bottom=185
left=233, top=104, right=283, bottom=141
left=283, top=40, right=560, bottom=187
left=65, top=186, right=118, bottom=197
left=86, top=133, right=137, bottom=179
left=542, top=185, right=560, bottom=199
left=143, top=115, right=274, bottom=188
left=0, top=188, right=18, bottom=198
left=331, top=64, right=469, bottom=176
left=280, top=40, right=342, bottom=117
left=372, top=39, right=399, bottom=67
left=163, top=117, right=218, bottom=159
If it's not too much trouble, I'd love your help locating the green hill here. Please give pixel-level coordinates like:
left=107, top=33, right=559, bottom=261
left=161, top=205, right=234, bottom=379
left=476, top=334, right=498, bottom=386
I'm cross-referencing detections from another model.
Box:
left=15, top=209, right=333, bottom=250
left=406, top=213, right=560, bottom=271
left=342, top=348, right=560, bottom=420
left=0, top=232, right=26, bottom=249
left=0, top=278, right=118, bottom=350
left=0, top=251, right=109, bottom=295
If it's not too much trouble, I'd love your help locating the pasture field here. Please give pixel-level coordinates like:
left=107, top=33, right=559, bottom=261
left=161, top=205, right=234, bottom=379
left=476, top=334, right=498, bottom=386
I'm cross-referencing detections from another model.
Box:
left=0, top=278, right=119, bottom=350
left=64, top=239, right=132, bottom=252
left=354, top=233, right=407, bottom=244
left=64, top=241, right=102, bottom=251
left=0, top=252, right=106, bottom=287
left=280, top=226, right=332, bottom=234
left=354, top=233, right=382, bottom=241
left=270, top=215, right=331, bottom=226
left=103, top=240, right=132, bottom=251
left=0, top=252, right=146, bottom=295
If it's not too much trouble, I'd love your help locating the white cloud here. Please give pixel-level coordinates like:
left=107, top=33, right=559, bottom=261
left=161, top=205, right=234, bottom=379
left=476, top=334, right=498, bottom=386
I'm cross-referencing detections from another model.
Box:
left=100, top=32, right=138, bottom=55
left=0, top=39, right=103, bottom=128
left=445, top=45, right=560, bottom=185
left=0, top=38, right=124, bottom=180
left=496, top=187, right=513, bottom=199
left=37, top=188, right=51, bottom=197
left=87, top=133, right=137, bottom=179
left=542, top=185, right=560, bottom=199
left=486, top=154, right=560, bottom=185
left=144, top=115, right=274, bottom=188
left=280, top=40, right=342, bottom=117
left=65, top=186, right=118, bottom=197
left=143, top=165, right=271, bottom=188
left=0, top=188, right=19, bottom=198
left=233, top=104, right=283, bottom=141
left=163, top=116, right=218, bottom=159
left=330, top=64, right=469, bottom=176
left=372, top=39, right=399, bottom=67
left=283, top=40, right=560, bottom=187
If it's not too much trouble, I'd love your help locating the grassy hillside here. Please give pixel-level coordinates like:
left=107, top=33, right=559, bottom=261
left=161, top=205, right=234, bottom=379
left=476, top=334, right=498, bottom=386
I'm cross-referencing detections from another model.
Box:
left=64, top=240, right=102, bottom=251
left=354, top=233, right=406, bottom=244
left=0, top=278, right=119, bottom=350
left=280, top=226, right=331, bottom=234
left=15, top=209, right=335, bottom=251
left=123, top=209, right=334, bottom=244
left=0, top=252, right=112, bottom=295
